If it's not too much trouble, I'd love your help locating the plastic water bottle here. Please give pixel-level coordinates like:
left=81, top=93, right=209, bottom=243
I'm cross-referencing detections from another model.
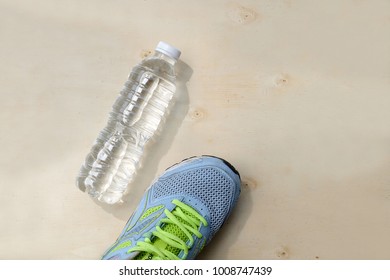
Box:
left=76, top=42, right=181, bottom=204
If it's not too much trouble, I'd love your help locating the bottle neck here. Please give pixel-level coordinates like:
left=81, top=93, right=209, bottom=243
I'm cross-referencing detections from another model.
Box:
left=154, top=51, right=177, bottom=65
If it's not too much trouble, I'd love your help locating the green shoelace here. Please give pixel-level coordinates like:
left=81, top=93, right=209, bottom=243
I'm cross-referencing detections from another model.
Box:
left=128, top=199, right=208, bottom=260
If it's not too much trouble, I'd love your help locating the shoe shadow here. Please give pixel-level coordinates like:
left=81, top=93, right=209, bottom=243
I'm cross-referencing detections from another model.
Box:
left=92, top=60, right=193, bottom=220
left=197, top=176, right=254, bottom=260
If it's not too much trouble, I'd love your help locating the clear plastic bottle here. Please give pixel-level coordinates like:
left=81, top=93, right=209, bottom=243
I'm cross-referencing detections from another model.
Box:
left=76, top=42, right=181, bottom=204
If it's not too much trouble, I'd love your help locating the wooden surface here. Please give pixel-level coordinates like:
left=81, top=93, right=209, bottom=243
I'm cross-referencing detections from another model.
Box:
left=1, top=0, right=389, bottom=259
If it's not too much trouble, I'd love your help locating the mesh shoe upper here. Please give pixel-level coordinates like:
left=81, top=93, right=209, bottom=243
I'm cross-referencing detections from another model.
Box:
left=101, top=155, right=241, bottom=260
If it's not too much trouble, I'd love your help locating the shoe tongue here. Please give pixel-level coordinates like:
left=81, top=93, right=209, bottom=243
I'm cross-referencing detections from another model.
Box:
left=134, top=252, right=155, bottom=260
left=156, top=222, right=189, bottom=255
left=134, top=208, right=194, bottom=260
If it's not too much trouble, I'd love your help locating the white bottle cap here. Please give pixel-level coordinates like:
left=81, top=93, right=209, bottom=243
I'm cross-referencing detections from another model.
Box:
left=155, top=41, right=181, bottom=60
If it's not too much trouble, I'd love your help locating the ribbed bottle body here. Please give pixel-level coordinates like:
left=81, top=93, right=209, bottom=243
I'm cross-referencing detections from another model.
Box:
left=77, top=54, right=177, bottom=204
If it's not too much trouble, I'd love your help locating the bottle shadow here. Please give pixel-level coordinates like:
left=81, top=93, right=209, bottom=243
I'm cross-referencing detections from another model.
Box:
left=92, top=59, right=193, bottom=220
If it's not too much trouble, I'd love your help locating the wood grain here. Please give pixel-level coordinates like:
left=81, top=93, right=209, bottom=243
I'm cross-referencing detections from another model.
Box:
left=0, top=0, right=389, bottom=259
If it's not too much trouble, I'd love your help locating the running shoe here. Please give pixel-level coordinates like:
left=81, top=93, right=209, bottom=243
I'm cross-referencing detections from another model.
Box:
left=101, top=155, right=241, bottom=260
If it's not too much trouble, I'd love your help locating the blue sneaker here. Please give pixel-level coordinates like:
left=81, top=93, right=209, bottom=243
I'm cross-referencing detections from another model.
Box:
left=101, top=155, right=241, bottom=260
